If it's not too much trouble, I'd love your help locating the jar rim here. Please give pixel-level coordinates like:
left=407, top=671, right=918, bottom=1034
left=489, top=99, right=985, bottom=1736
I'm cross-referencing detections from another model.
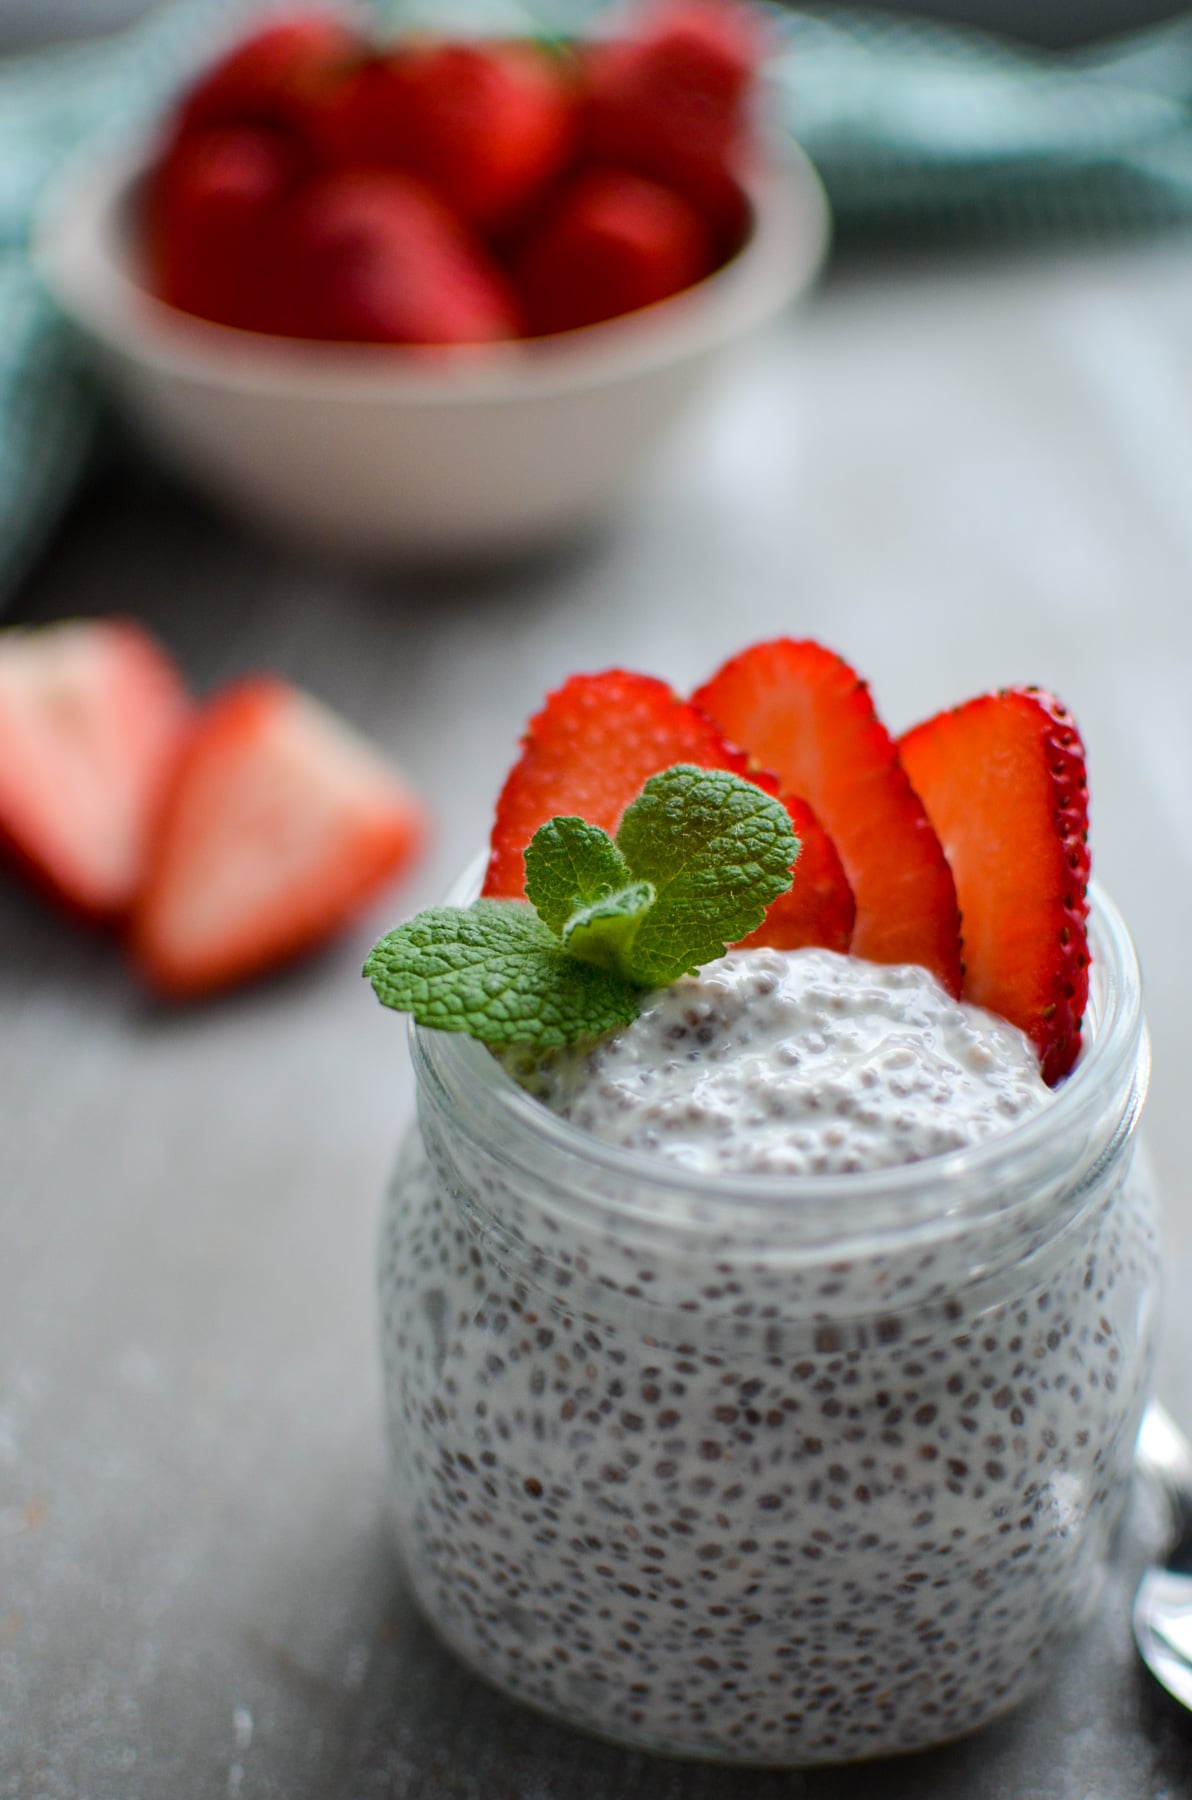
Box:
left=411, top=877, right=1146, bottom=1245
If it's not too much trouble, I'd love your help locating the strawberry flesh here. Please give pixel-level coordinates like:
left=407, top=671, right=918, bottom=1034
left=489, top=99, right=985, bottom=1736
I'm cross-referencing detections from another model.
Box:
left=737, top=791, right=855, bottom=955
left=130, top=678, right=426, bottom=998
left=0, top=618, right=192, bottom=921
left=482, top=668, right=856, bottom=956
left=898, top=687, right=1090, bottom=1084
left=484, top=670, right=738, bottom=899
left=694, top=639, right=963, bottom=995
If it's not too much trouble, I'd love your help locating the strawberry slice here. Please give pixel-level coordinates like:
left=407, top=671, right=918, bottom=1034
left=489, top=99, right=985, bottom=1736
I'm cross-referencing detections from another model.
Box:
left=513, top=167, right=715, bottom=337
left=483, top=670, right=736, bottom=899
left=0, top=618, right=192, bottom=922
left=898, top=688, right=1090, bottom=1084
left=694, top=640, right=963, bottom=995
left=482, top=669, right=855, bottom=957
left=130, top=679, right=426, bottom=999
left=738, top=792, right=855, bottom=955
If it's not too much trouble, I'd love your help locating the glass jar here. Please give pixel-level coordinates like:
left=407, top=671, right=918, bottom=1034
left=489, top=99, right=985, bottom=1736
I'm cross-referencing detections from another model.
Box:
left=377, top=884, right=1159, bottom=1766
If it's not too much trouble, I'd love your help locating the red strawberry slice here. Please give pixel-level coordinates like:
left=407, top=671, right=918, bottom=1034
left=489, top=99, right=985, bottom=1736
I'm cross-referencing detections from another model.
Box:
left=513, top=167, right=715, bottom=336
left=0, top=618, right=192, bottom=921
left=267, top=170, right=521, bottom=344
left=738, top=792, right=855, bottom=955
left=325, top=41, right=577, bottom=235
left=483, top=670, right=736, bottom=899
left=898, top=688, right=1090, bottom=1084
left=175, top=15, right=366, bottom=148
left=145, top=123, right=309, bottom=329
left=482, top=669, right=856, bottom=958
left=130, top=679, right=426, bottom=999
left=580, top=0, right=763, bottom=248
left=694, top=640, right=963, bottom=995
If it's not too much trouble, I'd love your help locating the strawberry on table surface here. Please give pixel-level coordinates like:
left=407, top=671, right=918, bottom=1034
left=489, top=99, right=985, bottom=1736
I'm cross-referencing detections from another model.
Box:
left=898, top=687, right=1090, bottom=1085
left=694, top=639, right=963, bottom=995
left=266, top=170, right=522, bottom=344
left=0, top=618, right=192, bottom=922
left=130, top=678, right=426, bottom=999
left=325, top=40, right=577, bottom=235
left=513, top=167, right=715, bottom=336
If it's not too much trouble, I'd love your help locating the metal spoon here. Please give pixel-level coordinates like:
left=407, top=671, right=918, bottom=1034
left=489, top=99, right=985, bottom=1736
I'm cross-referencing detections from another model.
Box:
left=1132, top=1401, right=1192, bottom=1709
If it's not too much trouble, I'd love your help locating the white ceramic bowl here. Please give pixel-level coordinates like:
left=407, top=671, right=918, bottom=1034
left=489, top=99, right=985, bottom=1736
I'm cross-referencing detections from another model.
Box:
left=34, top=143, right=829, bottom=562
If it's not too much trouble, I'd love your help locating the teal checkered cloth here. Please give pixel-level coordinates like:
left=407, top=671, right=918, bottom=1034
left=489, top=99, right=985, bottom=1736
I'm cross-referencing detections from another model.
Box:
left=4, top=0, right=1192, bottom=606
left=0, top=0, right=245, bottom=603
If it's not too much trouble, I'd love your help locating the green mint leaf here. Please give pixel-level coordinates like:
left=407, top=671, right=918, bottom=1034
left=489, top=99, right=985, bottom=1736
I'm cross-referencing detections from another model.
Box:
left=613, top=764, right=800, bottom=988
left=524, top=815, right=634, bottom=934
left=561, top=879, right=657, bottom=976
left=364, top=899, right=640, bottom=1047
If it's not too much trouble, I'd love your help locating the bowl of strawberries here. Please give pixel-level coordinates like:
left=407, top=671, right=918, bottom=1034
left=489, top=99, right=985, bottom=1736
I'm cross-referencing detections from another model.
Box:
left=35, top=2, right=828, bottom=563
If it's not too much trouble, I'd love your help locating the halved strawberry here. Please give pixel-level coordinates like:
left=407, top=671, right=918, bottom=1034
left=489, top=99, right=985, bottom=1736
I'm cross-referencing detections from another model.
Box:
left=898, top=688, right=1090, bottom=1084
left=513, top=166, right=715, bottom=337
left=694, top=640, right=963, bottom=994
left=130, top=679, right=426, bottom=999
left=325, top=40, right=577, bottom=235
left=0, top=618, right=192, bottom=922
left=481, top=669, right=855, bottom=956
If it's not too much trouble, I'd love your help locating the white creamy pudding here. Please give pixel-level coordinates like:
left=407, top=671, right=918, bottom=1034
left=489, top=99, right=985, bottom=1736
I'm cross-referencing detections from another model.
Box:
left=504, top=948, right=1052, bottom=1176
left=379, top=927, right=1158, bottom=1765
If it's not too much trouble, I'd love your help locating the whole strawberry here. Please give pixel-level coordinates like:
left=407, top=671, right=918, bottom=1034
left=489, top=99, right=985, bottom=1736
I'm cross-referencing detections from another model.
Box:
left=146, top=123, right=309, bottom=329
left=580, top=0, right=764, bottom=248
left=175, top=14, right=366, bottom=149
left=324, top=40, right=578, bottom=235
left=266, top=170, right=522, bottom=345
left=514, top=167, right=715, bottom=336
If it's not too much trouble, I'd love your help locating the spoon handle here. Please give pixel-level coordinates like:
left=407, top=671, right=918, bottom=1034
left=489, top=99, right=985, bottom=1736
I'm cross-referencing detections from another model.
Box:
left=1136, top=1401, right=1192, bottom=1541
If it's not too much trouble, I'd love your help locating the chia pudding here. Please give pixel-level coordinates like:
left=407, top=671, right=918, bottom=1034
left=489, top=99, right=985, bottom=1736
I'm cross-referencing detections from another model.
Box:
left=501, top=948, right=1053, bottom=1176
left=378, top=889, right=1159, bottom=1764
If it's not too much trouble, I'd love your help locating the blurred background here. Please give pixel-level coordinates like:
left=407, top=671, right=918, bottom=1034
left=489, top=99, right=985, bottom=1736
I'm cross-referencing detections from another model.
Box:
left=1, top=0, right=1188, bottom=48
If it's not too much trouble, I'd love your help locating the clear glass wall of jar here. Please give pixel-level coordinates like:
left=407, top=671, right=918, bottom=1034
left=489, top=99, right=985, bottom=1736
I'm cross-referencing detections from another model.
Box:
left=377, top=885, right=1159, bottom=1766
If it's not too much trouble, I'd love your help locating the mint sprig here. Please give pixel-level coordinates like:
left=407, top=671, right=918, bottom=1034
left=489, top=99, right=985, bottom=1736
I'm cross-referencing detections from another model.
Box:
left=365, top=764, right=800, bottom=1047
left=364, top=900, right=640, bottom=1048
